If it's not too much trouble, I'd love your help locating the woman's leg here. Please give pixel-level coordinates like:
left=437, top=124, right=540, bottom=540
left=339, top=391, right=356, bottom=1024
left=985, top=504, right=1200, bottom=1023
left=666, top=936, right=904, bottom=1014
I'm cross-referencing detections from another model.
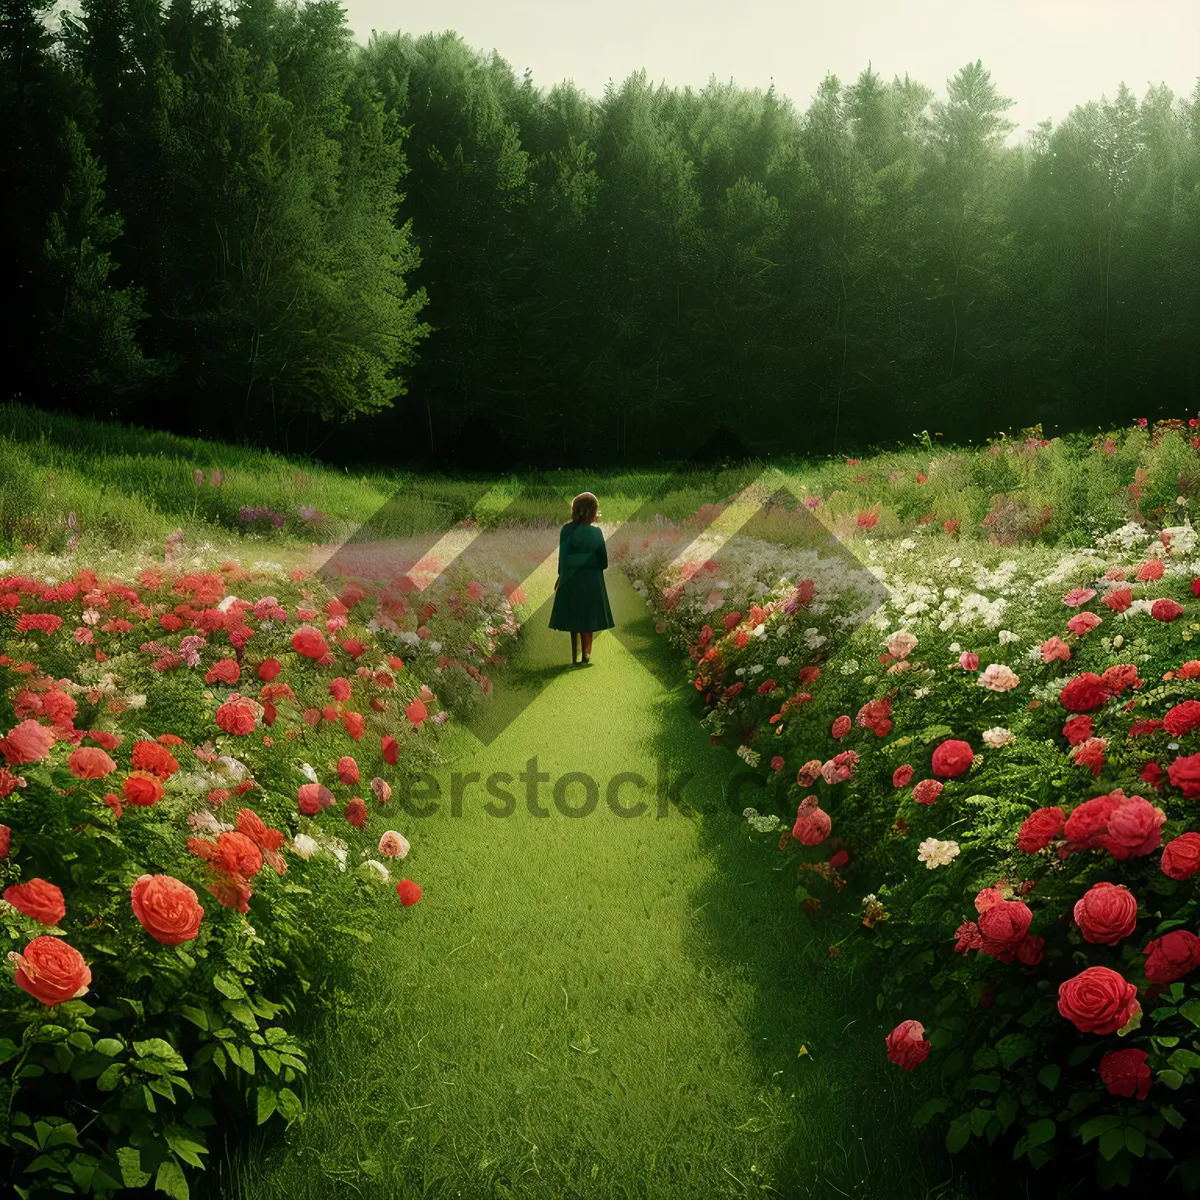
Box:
left=570, top=631, right=578, bottom=663
left=581, top=631, right=593, bottom=659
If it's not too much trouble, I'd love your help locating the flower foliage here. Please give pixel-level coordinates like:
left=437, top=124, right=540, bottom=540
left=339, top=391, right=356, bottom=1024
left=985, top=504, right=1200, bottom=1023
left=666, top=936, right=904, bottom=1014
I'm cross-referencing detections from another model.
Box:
left=0, top=552, right=521, bottom=1195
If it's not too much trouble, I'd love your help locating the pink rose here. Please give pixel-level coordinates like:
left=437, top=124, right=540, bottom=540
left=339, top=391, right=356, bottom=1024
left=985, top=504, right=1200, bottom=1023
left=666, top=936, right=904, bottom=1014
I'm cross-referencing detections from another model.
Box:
left=885, top=1020, right=930, bottom=1070
left=1073, top=882, right=1137, bottom=946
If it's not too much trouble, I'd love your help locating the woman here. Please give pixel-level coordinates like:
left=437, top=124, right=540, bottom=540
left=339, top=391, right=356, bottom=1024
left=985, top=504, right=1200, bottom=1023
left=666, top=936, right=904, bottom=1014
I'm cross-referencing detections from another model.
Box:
left=549, top=492, right=615, bottom=665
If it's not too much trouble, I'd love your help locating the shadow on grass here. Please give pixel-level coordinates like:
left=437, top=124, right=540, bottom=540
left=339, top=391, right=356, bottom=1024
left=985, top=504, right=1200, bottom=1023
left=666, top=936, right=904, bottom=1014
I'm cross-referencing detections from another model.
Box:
left=612, top=582, right=979, bottom=1200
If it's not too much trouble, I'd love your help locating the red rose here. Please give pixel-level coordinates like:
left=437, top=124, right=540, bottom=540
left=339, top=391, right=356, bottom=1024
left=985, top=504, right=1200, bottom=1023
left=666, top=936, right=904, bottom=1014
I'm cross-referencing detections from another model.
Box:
left=1144, top=930, right=1200, bottom=983
left=0, top=824, right=9, bottom=858
left=855, top=698, right=893, bottom=737
left=1102, top=587, right=1133, bottom=613
left=204, top=658, right=240, bottom=686
left=977, top=900, right=1033, bottom=961
left=1017, top=806, right=1066, bottom=852
left=1062, top=715, right=1093, bottom=746
left=1103, top=794, right=1165, bottom=859
left=892, top=765, right=914, bottom=788
left=215, top=695, right=259, bottom=737
left=291, top=626, right=329, bottom=659
left=931, top=739, right=973, bottom=778
left=342, top=711, right=365, bottom=741
left=1102, top=664, right=1139, bottom=695
left=382, top=736, right=399, bottom=766
left=1015, top=934, right=1045, bottom=966
left=236, top=809, right=285, bottom=852
left=67, top=747, right=116, bottom=779
left=0, top=719, right=57, bottom=765
left=329, top=677, right=351, bottom=703
left=1152, top=598, right=1184, bottom=622
left=338, top=756, right=359, bottom=786
left=345, top=797, right=368, bottom=828
left=1059, top=673, right=1111, bottom=712
left=397, top=878, right=422, bottom=906
left=11, top=936, right=91, bottom=1006
left=405, top=698, right=428, bottom=727
left=1165, top=700, right=1200, bottom=737
left=4, top=878, right=66, bottom=926
left=912, top=779, right=943, bottom=805
left=130, top=740, right=180, bottom=779
left=1057, top=966, right=1139, bottom=1034
left=297, top=783, right=333, bottom=815
left=122, top=771, right=165, bottom=807
left=1073, top=882, right=1137, bottom=945
left=831, top=715, right=852, bottom=739
left=215, top=831, right=263, bottom=878
left=885, top=1020, right=930, bottom=1070
left=1169, top=753, right=1200, bottom=799
left=1064, top=791, right=1121, bottom=850
left=1099, top=1048, right=1151, bottom=1099
left=1162, top=832, right=1200, bottom=880
left=130, top=874, right=204, bottom=945
left=257, top=658, right=282, bottom=681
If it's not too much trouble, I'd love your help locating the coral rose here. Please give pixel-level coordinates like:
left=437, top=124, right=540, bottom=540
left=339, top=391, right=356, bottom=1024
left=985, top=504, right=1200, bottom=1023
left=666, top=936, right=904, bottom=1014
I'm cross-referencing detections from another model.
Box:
left=257, top=658, right=282, bottom=681
left=68, top=747, right=116, bottom=779
left=1057, top=966, right=1139, bottom=1034
left=1165, top=700, right=1200, bottom=737
left=977, top=899, right=1033, bottom=961
left=792, top=796, right=831, bottom=846
left=893, top=764, right=914, bottom=788
left=0, top=719, right=57, bottom=765
left=1169, top=753, right=1200, bottom=799
left=122, top=771, right=165, bottom=807
left=9, top=936, right=91, bottom=1005
left=1103, top=794, right=1165, bottom=859
left=912, top=779, right=943, bottom=806
left=1073, top=882, right=1137, bottom=945
left=130, top=740, right=180, bottom=779
left=1061, top=715, right=1093, bottom=746
left=1162, top=832, right=1200, bottom=880
left=291, top=626, right=329, bottom=659
left=1099, top=1048, right=1151, bottom=1100
left=130, top=875, right=204, bottom=945
left=297, top=782, right=334, bottom=815
left=885, top=1020, right=930, bottom=1070
left=0, top=824, right=9, bottom=858
left=215, top=831, right=263, bottom=878
left=1152, top=598, right=1184, bottom=623
left=1144, top=930, right=1200, bottom=983
left=1059, top=673, right=1111, bottom=713
left=338, top=756, right=360, bottom=786
left=236, top=809, right=285, bottom=852
left=215, top=695, right=258, bottom=736
left=1017, top=807, right=1065, bottom=852
left=931, top=739, right=974, bottom=778
left=4, top=879, right=66, bottom=926
left=378, top=830, right=410, bottom=858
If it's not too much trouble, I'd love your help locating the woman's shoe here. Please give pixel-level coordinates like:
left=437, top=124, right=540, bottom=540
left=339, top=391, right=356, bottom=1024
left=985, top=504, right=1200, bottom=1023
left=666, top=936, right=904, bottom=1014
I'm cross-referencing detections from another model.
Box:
left=580, top=654, right=591, bottom=666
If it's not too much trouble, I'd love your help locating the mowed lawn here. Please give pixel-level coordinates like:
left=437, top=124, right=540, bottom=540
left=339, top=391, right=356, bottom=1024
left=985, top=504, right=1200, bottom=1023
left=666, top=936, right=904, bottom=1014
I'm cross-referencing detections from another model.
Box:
left=214, top=572, right=971, bottom=1200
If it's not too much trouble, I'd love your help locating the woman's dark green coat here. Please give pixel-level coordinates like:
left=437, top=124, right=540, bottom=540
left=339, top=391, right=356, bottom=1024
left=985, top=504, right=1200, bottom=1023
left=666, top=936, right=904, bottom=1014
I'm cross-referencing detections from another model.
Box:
left=549, top=521, right=615, bottom=632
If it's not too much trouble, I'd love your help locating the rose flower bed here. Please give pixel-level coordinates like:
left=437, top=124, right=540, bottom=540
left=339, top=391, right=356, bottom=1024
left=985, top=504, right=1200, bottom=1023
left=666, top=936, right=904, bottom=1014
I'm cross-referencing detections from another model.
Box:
left=620, top=507, right=1200, bottom=1190
left=0, top=552, right=522, bottom=1197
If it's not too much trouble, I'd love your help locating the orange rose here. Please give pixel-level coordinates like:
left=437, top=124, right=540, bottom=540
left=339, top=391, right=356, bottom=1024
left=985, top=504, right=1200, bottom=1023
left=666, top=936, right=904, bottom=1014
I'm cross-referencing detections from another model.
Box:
left=122, top=771, right=165, bottom=807
left=4, top=878, right=66, bottom=926
left=131, top=874, right=205, bottom=945
left=9, top=936, right=91, bottom=1005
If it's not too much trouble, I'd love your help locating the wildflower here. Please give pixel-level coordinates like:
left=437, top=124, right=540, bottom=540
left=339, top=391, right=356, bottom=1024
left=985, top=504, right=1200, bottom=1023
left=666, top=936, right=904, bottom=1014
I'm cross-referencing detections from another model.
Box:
left=917, top=838, right=960, bottom=869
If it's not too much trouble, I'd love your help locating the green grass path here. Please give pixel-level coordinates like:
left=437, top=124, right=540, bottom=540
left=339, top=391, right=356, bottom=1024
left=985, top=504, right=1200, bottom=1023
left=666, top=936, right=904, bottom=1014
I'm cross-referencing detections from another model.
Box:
left=220, top=574, right=959, bottom=1200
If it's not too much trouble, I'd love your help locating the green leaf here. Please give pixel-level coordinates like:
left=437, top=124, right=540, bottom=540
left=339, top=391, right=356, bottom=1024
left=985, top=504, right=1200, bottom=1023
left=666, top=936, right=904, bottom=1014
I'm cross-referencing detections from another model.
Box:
left=155, top=1157, right=190, bottom=1200
left=164, top=1128, right=207, bottom=1169
left=945, top=1117, right=971, bottom=1154
left=94, top=1038, right=123, bottom=1058
left=1099, top=1126, right=1127, bottom=1162
left=969, top=1074, right=1001, bottom=1092
left=1178, top=999, right=1200, bottom=1027
left=1024, top=1118, right=1056, bottom=1148
left=913, top=1098, right=948, bottom=1127
left=1168, top=1048, right=1200, bottom=1071
left=178, top=1007, right=208, bottom=1031
left=1158, top=1069, right=1184, bottom=1090
left=117, top=1148, right=151, bottom=1189
left=995, top=1092, right=1018, bottom=1130
left=1036, top=1064, right=1060, bottom=1092
left=1161, top=1105, right=1185, bottom=1129
left=212, top=973, right=247, bottom=1000
left=95, top=1064, right=124, bottom=1091
left=134, top=1039, right=187, bottom=1072
left=256, top=1086, right=277, bottom=1125
left=0, top=1038, right=19, bottom=1067
left=1081, top=1115, right=1124, bottom=1143
left=276, top=1087, right=303, bottom=1124
left=1126, top=1126, right=1146, bottom=1158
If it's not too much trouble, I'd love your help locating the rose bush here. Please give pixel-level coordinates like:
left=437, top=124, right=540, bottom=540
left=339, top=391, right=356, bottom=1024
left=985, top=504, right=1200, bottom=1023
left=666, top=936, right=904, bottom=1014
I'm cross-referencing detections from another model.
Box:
left=0, top=548, right=523, bottom=1195
left=616, top=425, right=1200, bottom=1190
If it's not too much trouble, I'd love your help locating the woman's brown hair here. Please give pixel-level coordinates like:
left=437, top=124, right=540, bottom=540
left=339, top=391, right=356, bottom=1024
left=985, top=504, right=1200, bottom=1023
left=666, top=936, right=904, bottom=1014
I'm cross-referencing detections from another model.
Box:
left=570, top=492, right=599, bottom=524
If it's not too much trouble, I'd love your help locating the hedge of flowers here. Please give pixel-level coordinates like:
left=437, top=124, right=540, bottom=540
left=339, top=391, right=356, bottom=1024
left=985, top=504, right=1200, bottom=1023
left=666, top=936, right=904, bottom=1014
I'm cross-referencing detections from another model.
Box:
left=0, top=545, right=523, bottom=1196
left=613, top=444, right=1200, bottom=1190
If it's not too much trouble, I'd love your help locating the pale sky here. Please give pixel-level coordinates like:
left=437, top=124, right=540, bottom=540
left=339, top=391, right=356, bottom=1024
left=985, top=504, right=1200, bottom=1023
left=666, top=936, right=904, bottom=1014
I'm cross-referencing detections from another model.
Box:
left=343, top=0, right=1199, bottom=139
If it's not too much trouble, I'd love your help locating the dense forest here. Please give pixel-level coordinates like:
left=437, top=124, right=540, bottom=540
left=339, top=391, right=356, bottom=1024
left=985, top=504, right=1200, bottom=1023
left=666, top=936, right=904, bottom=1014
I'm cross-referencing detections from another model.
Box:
left=2, top=0, right=1198, bottom=464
